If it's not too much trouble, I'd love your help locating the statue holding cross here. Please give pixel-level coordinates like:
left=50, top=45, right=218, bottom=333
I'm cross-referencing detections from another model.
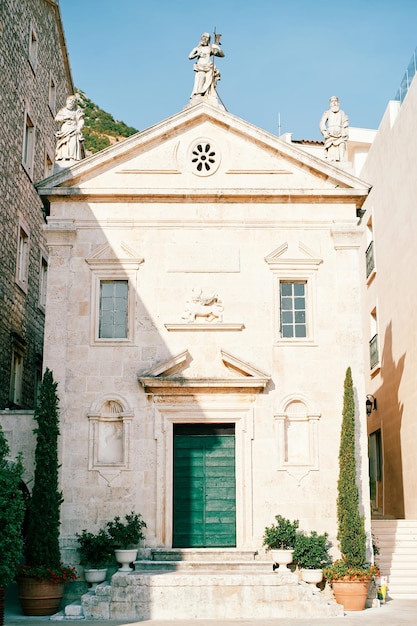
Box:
left=188, top=32, right=224, bottom=101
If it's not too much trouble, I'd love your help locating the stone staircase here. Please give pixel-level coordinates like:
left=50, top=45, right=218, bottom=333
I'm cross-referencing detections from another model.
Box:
left=372, top=520, right=417, bottom=599
left=79, top=548, right=343, bottom=621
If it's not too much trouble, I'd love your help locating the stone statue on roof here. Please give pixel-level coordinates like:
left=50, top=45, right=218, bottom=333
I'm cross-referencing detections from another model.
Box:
left=319, top=96, right=349, bottom=162
left=188, top=32, right=224, bottom=102
left=54, top=94, right=85, bottom=165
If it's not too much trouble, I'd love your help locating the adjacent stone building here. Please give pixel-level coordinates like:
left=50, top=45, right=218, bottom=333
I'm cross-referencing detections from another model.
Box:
left=0, top=0, right=73, bottom=412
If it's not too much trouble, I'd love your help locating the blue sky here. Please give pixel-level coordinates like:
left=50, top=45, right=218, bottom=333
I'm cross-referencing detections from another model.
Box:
left=60, top=0, right=417, bottom=140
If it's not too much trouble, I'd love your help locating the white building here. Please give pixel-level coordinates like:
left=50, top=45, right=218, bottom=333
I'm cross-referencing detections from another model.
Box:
left=37, top=100, right=371, bottom=558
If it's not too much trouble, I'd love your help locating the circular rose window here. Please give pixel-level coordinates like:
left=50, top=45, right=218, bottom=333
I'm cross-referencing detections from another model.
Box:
left=189, top=139, right=220, bottom=176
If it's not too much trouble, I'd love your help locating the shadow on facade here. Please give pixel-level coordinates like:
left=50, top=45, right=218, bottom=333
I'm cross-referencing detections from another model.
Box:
left=368, top=321, right=405, bottom=519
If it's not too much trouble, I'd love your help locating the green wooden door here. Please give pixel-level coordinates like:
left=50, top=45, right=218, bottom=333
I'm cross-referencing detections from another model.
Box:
left=173, top=424, right=236, bottom=548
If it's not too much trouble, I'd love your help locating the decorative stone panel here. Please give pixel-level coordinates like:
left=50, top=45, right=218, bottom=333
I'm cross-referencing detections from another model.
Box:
left=87, top=394, right=133, bottom=484
left=274, top=394, right=321, bottom=484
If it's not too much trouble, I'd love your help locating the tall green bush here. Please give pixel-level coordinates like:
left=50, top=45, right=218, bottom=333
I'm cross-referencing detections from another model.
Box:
left=0, top=426, right=25, bottom=587
left=25, top=369, right=62, bottom=569
left=337, top=367, right=366, bottom=567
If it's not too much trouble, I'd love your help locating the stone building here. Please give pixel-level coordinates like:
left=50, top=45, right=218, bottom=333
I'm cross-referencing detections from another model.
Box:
left=37, top=94, right=371, bottom=563
left=0, top=0, right=73, bottom=413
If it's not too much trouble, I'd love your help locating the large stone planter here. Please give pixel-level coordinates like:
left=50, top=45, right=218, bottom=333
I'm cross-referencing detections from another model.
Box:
left=301, top=568, right=323, bottom=586
left=331, top=579, right=370, bottom=611
left=84, top=568, right=107, bottom=589
left=114, top=548, right=137, bottom=572
left=270, top=549, right=294, bottom=570
left=17, top=577, right=64, bottom=616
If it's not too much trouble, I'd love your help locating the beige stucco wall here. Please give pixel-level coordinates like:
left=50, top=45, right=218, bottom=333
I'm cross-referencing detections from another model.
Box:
left=361, top=77, right=417, bottom=519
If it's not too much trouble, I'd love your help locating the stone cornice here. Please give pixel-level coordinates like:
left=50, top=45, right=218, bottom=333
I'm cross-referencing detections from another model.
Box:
left=36, top=187, right=369, bottom=207
left=164, top=323, right=244, bottom=331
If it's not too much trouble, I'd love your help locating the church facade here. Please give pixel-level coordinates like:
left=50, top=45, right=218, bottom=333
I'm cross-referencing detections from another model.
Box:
left=37, top=100, right=371, bottom=555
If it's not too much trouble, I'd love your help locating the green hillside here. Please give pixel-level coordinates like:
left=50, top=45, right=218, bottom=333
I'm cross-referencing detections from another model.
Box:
left=76, top=89, right=138, bottom=154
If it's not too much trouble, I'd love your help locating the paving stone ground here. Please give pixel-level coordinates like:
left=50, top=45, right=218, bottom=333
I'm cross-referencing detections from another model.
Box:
left=5, top=594, right=417, bottom=626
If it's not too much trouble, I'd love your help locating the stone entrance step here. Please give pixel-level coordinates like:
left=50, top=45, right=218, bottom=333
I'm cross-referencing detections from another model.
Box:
left=135, top=559, right=273, bottom=573
left=150, top=547, right=259, bottom=561
left=135, top=547, right=273, bottom=574
left=81, top=568, right=343, bottom=621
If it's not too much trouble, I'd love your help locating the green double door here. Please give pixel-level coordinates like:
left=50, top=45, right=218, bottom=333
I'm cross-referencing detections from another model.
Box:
left=173, top=424, right=236, bottom=548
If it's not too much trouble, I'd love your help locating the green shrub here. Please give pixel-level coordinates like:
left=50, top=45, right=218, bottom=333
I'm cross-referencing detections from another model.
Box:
left=106, top=511, right=146, bottom=548
left=262, top=515, right=299, bottom=550
left=293, top=530, right=332, bottom=569
left=0, top=426, right=25, bottom=588
left=76, top=528, right=114, bottom=569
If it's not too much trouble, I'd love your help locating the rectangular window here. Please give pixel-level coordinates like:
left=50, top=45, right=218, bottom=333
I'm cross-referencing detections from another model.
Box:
left=369, top=430, right=382, bottom=482
left=44, top=150, right=54, bottom=178
left=366, top=240, right=375, bottom=278
left=99, top=280, right=128, bottom=339
left=16, top=226, right=29, bottom=290
left=34, top=353, right=43, bottom=405
left=10, top=350, right=24, bottom=407
left=370, top=308, right=379, bottom=370
left=29, top=26, right=38, bottom=70
left=23, top=112, right=35, bottom=177
left=369, top=429, right=383, bottom=511
left=280, top=281, right=307, bottom=338
left=366, top=217, right=375, bottom=280
left=48, top=74, right=56, bottom=114
left=39, top=256, right=48, bottom=309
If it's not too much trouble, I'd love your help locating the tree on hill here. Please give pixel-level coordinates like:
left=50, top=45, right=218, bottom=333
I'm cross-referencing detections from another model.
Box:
left=75, top=89, right=138, bottom=154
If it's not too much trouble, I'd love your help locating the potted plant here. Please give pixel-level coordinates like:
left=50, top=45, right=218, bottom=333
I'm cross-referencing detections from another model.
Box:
left=293, top=530, right=332, bottom=585
left=0, top=426, right=25, bottom=626
left=16, top=369, right=77, bottom=616
left=76, top=528, right=113, bottom=588
left=262, top=515, right=299, bottom=570
left=323, top=367, right=379, bottom=610
left=106, top=511, right=146, bottom=572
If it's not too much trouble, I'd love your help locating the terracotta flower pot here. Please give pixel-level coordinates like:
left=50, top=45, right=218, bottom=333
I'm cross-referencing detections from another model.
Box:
left=17, top=577, right=64, bottom=616
left=331, top=579, right=370, bottom=611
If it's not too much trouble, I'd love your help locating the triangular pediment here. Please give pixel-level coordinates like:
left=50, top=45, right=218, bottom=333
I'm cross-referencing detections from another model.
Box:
left=138, top=348, right=270, bottom=394
left=85, top=241, right=144, bottom=269
left=265, top=241, right=323, bottom=270
left=37, top=102, right=370, bottom=206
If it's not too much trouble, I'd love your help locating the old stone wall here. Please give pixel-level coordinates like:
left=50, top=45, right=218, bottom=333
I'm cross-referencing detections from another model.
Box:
left=0, top=410, right=36, bottom=486
left=0, top=0, right=73, bottom=408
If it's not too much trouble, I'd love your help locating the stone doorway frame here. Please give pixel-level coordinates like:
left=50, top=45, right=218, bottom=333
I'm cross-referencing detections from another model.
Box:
left=153, top=397, right=254, bottom=548
left=138, top=349, right=270, bottom=549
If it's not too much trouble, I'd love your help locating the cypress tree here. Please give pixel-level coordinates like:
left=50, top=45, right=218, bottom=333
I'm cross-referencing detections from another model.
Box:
left=336, top=366, right=366, bottom=567
left=25, top=368, right=63, bottom=569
